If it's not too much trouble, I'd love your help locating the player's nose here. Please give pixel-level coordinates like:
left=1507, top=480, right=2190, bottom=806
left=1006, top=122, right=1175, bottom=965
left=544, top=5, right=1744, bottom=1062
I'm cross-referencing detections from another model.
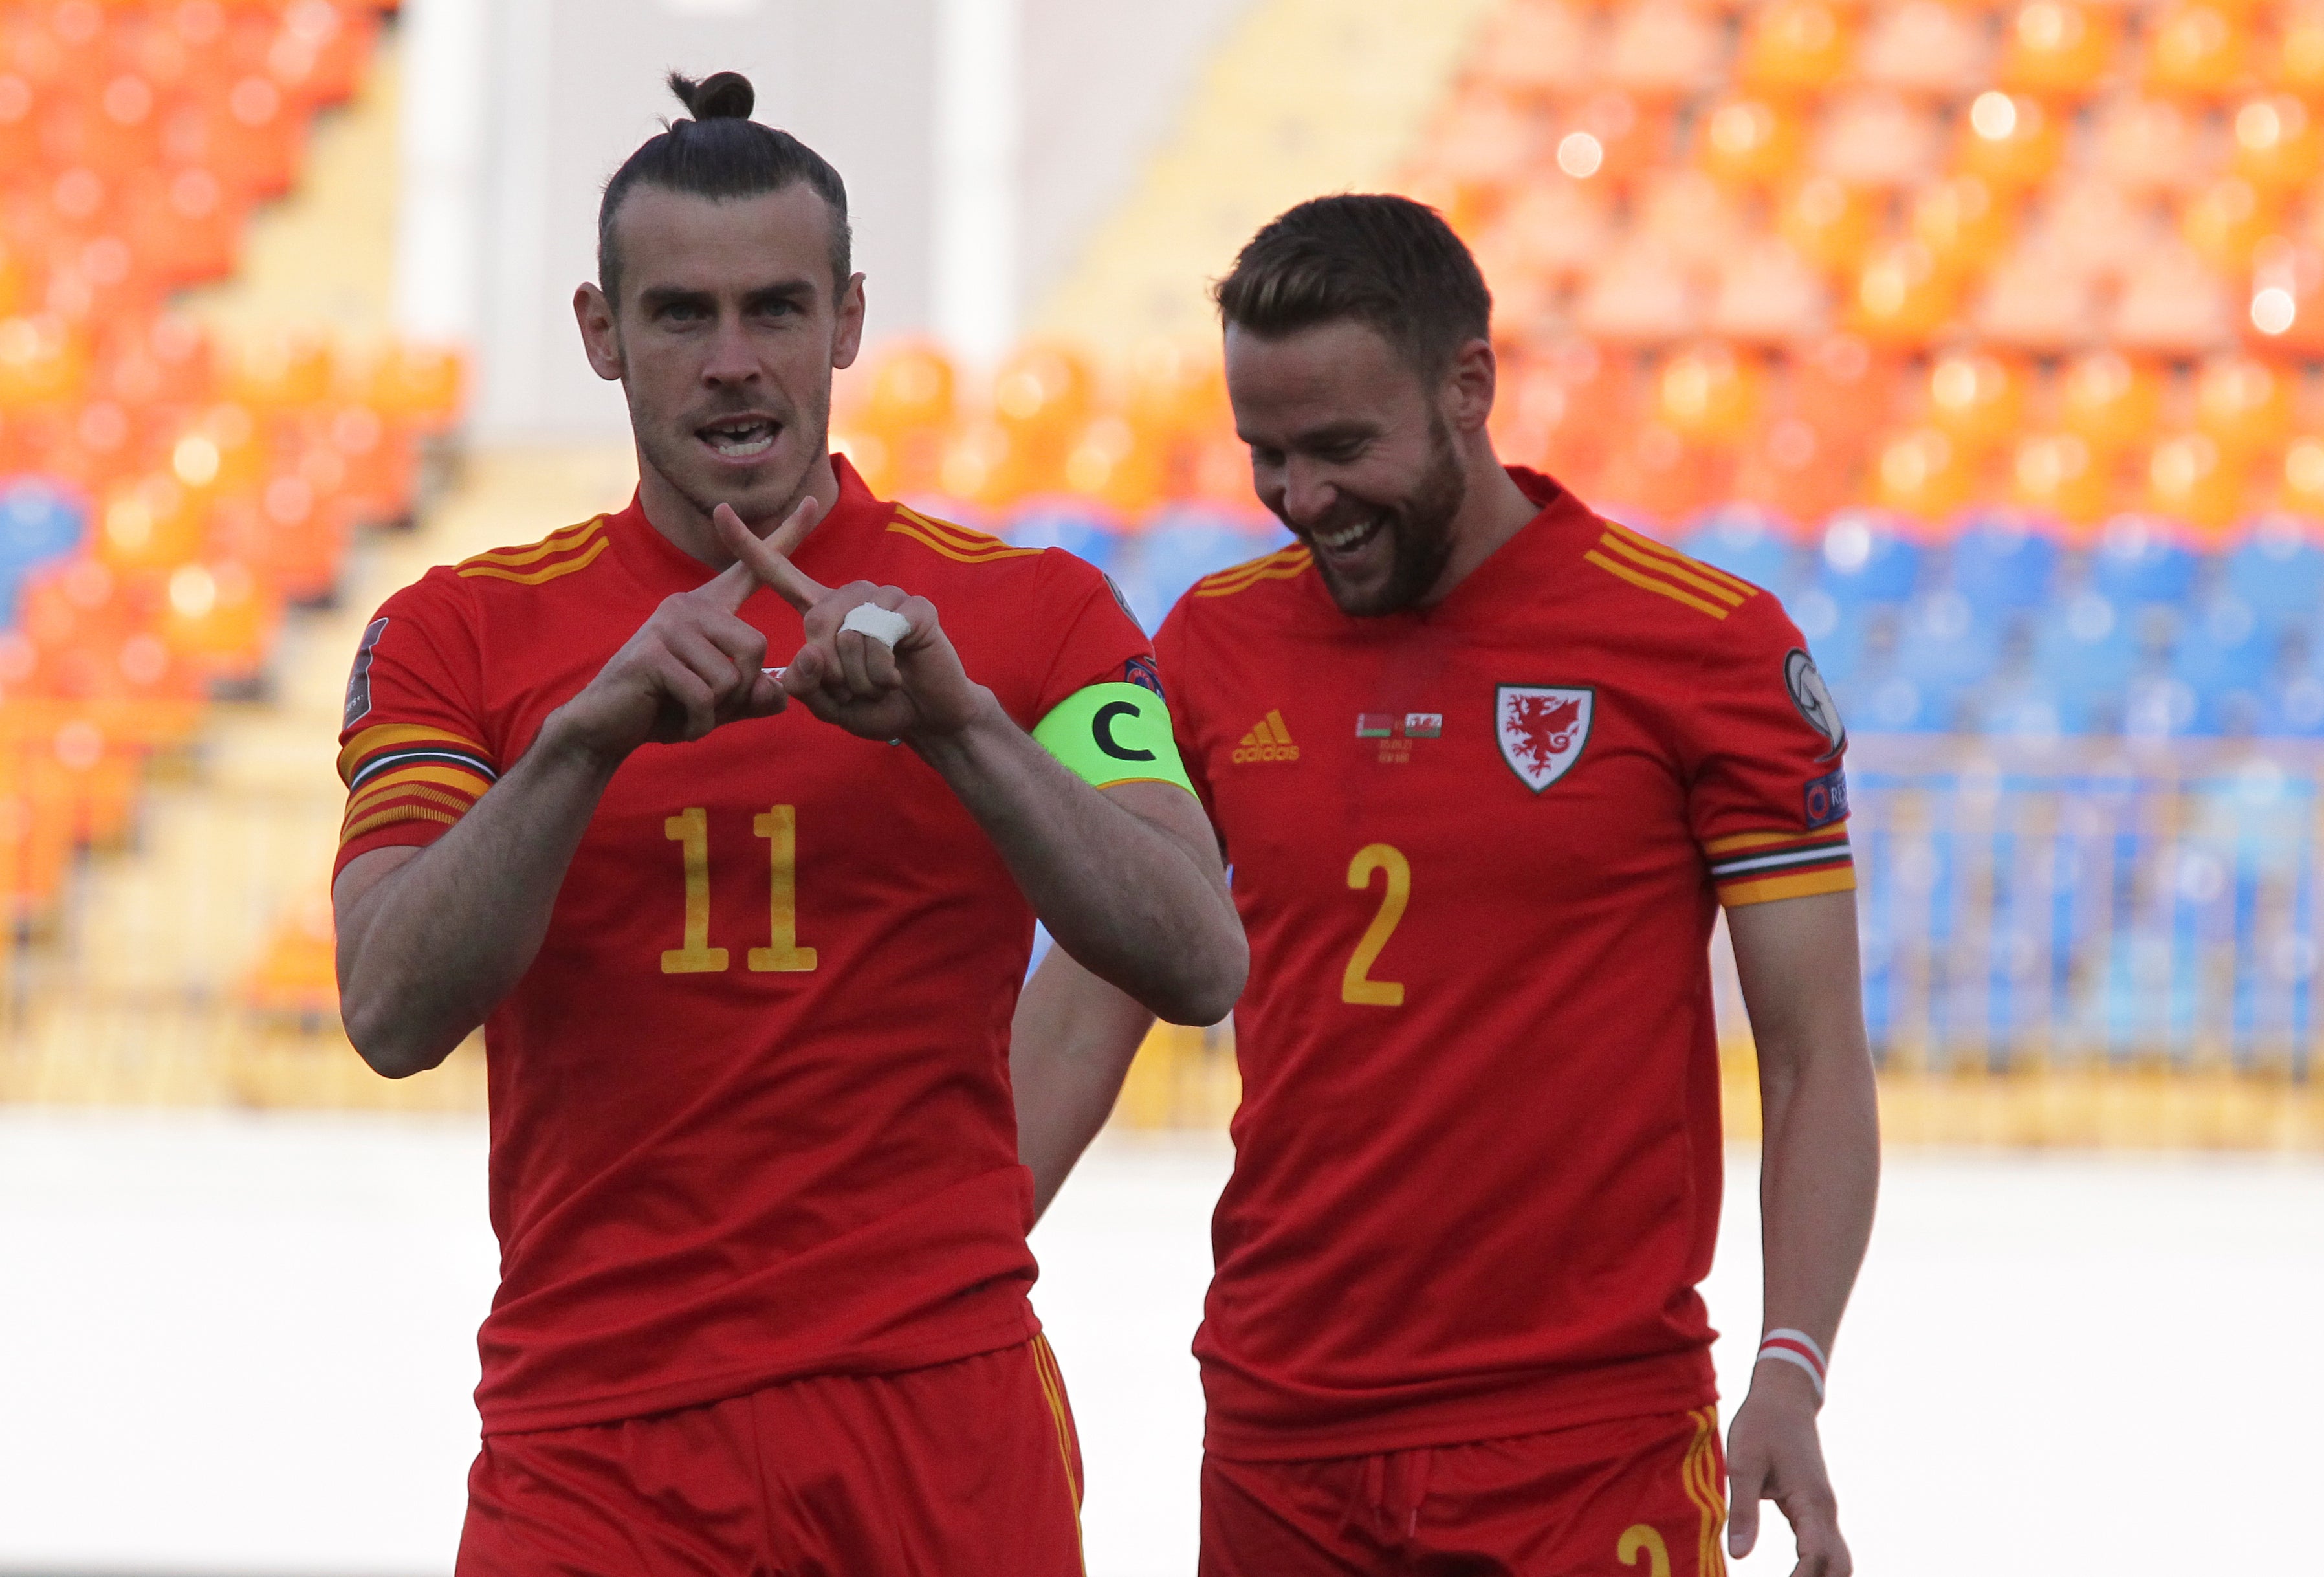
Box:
left=1280, top=459, right=1339, bottom=529
left=699, top=316, right=761, bottom=385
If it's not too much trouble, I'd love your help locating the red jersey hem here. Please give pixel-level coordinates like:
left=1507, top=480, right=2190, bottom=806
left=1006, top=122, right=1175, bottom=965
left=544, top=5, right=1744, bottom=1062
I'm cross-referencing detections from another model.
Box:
left=1200, top=1347, right=1716, bottom=1463
left=477, top=1306, right=1043, bottom=1437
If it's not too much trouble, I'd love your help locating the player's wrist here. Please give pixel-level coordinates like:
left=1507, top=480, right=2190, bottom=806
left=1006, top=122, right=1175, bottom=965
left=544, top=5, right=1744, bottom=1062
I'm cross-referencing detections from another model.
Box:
left=900, top=681, right=1003, bottom=753
left=1751, top=1327, right=1830, bottom=1411
left=537, top=700, right=637, bottom=777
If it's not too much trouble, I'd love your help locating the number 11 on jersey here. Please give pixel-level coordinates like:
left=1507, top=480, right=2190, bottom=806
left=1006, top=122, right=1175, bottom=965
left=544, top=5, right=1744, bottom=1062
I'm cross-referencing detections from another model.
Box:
left=661, top=806, right=819, bottom=975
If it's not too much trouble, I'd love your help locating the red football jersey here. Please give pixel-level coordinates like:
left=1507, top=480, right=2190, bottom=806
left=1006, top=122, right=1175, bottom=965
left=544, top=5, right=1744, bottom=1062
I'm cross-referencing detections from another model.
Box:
left=1154, top=469, right=1854, bottom=1461
left=334, top=457, right=1152, bottom=1434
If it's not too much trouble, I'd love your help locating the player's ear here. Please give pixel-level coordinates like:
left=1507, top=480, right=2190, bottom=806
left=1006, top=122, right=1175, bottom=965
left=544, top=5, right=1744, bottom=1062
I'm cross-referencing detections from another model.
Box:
left=831, top=272, right=866, bottom=371
left=574, top=282, right=625, bottom=382
left=1443, top=337, right=1496, bottom=436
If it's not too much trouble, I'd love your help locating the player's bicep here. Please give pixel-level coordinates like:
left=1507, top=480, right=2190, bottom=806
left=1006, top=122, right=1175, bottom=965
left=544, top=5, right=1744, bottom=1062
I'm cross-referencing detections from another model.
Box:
left=332, top=844, right=424, bottom=978
left=1726, top=890, right=1870, bottom=1080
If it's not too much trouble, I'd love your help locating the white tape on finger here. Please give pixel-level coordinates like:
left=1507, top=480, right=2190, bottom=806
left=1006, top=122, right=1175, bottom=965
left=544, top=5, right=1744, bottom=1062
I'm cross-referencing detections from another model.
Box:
left=839, top=603, right=912, bottom=650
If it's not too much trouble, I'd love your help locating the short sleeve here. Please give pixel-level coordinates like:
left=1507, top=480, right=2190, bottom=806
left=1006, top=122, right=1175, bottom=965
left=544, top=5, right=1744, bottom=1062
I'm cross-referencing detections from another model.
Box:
left=1684, top=601, right=1855, bottom=909
left=1027, top=552, right=1161, bottom=720
left=1152, top=596, right=1216, bottom=822
left=333, top=568, right=498, bottom=880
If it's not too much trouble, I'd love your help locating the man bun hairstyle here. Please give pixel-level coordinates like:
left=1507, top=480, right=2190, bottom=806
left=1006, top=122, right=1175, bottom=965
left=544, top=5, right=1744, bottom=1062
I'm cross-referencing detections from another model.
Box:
left=597, top=70, right=853, bottom=305
left=1213, top=194, right=1491, bottom=380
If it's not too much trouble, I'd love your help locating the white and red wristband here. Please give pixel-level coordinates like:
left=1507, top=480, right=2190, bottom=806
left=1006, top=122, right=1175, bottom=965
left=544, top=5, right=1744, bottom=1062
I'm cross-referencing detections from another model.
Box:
left=1756, top=1328, right=1828, bottom=1399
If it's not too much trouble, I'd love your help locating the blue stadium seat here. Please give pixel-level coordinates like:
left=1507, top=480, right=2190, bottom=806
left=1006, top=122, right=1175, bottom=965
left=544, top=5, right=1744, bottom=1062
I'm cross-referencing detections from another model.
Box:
left=1815, top=511, right=1922, bottom=607
left=1946, top=513, right=2059, bottom=613
left=0, top=480, right=85, bottom=626
left=1678, top=505, right=1801, bottom=595
left=1892, top=591, right=2001, bottom=696
left=2029, top=591, right=2138, bottom=722
left=997, top=500, right=1123, bottom=576
left=2171, top=596, right=2275, bottom=718
left=1112, top=507, right=1290, bottom=632
left=2220, top=518, right=2324, bottom=634
left=2086, top=516, right=2198, bottom=607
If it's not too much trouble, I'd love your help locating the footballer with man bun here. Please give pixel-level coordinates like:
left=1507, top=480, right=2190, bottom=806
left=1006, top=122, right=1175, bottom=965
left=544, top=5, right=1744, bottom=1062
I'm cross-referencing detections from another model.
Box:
left=330, top=71, right=1244, bottom=1573
left=1014, top=195, right=1878, bottom=1577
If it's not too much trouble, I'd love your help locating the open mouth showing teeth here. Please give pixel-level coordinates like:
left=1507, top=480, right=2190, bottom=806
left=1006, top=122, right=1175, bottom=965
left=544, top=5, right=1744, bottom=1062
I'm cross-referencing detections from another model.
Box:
left=701, top=420, right=778, bottom=459
left=1311, top=514, right=1385, bottom=554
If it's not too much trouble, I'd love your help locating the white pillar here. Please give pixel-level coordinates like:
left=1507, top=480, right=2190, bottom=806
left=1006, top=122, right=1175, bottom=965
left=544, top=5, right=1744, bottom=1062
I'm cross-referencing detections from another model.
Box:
left=931, top=0, right=1020, bottom=369
left=390, top=0, right=491, bottom=342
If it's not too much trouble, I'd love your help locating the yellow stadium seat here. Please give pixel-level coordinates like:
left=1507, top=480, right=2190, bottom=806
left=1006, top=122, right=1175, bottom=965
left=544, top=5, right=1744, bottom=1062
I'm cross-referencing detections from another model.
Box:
left=2145, top=431, right=2250, bottom=539
left=2059, top=350, right=2164, bottom=456
left=1847, top=239, right=1959, bottom=346
left=1698, top=93, right=1805, bottom=189
left=2193, top=353, right=2296, bottom=461
left=1777, top=175, right=1880, bottom=278
left=1955, top=91, right=2065, bottom=190
left=1872, top=426, right=1977, bottom=522
left=2010, top=432, right=2114, bottom=527
left=1997, top=0, right=2118, bottom=100
left=1924, top=349, right=2024, bottom=454
left=2180, top=175, right=2283, bottom=272
left=2230, top=93, right=2321, bottom=192
left=2145, top=3, right=2252, bottom=99
left=1738, top=0, right=1855, bottom=96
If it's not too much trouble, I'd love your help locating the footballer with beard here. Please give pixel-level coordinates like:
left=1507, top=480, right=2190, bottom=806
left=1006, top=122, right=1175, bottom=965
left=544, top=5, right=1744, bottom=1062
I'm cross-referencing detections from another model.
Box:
left=1013, top=195, right=1878, bottom=1577
left=329, top=72, right=1244, bottom=1572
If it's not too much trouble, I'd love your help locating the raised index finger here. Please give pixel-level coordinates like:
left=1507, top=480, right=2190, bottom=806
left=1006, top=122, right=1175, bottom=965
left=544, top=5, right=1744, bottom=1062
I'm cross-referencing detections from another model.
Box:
left=714, top=498, right=828, bottom=614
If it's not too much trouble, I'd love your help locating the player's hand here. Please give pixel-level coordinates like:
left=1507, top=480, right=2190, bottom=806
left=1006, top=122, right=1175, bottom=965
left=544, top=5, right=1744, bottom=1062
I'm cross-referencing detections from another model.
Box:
left=548, top=496, right=824, bottom=762
left=1727, top=1373, right=1851, bottom=1576
left=713, top=503, right=989, bottom=744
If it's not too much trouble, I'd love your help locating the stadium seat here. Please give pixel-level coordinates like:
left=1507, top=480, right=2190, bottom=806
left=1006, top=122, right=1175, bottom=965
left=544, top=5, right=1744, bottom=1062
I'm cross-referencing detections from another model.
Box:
left=1815, top=92, right=1943, bottom=189
left=1997, top=0, right=2118, bottom=100
left=1678, top=503, right=1803, bottom=593
left=2145, top=3, right=2252, bottom=99
left=1111, top=507, right=1288, bottom=632
left=1947, top=513, right=2061, bottom=612
left=2088, top=514, right=2201, bottom=605
left=2219, top=516, right=2324, bottom=629
left=1856, top=1, right=1989, bottom=98
left=998, top=500, right=1124, bottom=576
left=1817, top=509, right=1924, bottom=604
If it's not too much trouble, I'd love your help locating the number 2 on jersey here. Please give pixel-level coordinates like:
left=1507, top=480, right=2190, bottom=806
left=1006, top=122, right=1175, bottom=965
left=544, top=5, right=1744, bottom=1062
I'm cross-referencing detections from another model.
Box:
left=661, top=806, right=819, bottom=975
left=1342, top=843, right=1410, bottom=1006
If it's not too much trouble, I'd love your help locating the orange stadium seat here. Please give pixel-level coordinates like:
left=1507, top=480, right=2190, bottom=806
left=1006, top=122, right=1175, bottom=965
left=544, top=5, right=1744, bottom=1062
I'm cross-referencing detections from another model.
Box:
left=2193, top=352, right=2296, bottom=461
left=2145, top=430, right=2250, bottom=538
left=2111, top=241, right=2240, bottom=350
left=1872, top=425, right=1979, bottom=522
left=1848, top=239, right=1960, bottom=345
left=2180, top=174, right=2283, bottom=271
left=2088, top=96, right=2215, bottom=195
left=1924, top=348, right=2025, bottom=455
left=1911, top=173, right=2015, bottom=276
left=2010, top=430, right=2114, bottom=527
left=2275, top=6, right=2324, bottom=99
left=1857, top=0, right=1991, bottom=97
left=1707, top=237, right=1833, bottom=340
left=2230, top=92, right=2321, bottom=190
left=1471, top=0, right=1600, bottom=100
left=2059, top=349, right=2164, bottom=456
left=1604, top=0, right=1726, bottom=99
left=1816, top=90, right=1944, bottom=187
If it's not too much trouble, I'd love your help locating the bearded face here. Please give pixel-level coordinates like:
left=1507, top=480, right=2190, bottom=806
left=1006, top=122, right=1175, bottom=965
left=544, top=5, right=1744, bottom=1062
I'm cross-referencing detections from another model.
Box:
left=1291, top=410, right=1467, bottom=617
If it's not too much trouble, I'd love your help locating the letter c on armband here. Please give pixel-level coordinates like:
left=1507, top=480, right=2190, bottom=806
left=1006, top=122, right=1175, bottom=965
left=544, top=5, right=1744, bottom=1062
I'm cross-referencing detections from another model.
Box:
left=1033, top=683, right=1193, bottom=793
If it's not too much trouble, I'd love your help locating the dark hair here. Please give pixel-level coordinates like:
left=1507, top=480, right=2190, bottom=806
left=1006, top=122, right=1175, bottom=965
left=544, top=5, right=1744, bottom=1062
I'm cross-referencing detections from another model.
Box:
left=597, top=71, right=853, bottom=306
left=1212, top=194, right=1491, bottom=378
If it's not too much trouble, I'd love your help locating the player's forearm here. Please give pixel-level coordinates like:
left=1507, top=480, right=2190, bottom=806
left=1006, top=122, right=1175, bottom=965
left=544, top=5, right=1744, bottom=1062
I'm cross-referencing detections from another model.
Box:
left=912, top=693, right=1245, bottom=1024
left=338, top=714, right=622, bottom=1076
left=1010, top=949, right=1157, bottom=1218
left=1753, top=1019, right=1879, bottom=1395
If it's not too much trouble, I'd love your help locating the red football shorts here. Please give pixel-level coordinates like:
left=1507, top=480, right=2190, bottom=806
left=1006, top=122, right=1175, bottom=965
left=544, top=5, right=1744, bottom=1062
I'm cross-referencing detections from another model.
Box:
left=1199, top=1406, right=1726, bottom=1577
left=457, top=1336, right=1084, bottom=1576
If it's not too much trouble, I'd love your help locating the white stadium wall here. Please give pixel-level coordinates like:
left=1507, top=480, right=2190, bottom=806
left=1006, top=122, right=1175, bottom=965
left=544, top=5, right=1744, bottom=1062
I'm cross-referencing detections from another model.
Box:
left=396, top=0, right=1253, bottom=443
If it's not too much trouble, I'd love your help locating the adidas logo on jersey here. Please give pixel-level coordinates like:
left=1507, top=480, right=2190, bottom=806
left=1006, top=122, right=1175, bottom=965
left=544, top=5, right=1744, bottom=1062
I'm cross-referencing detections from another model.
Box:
left=1232, top=710, right=1300, bottom=764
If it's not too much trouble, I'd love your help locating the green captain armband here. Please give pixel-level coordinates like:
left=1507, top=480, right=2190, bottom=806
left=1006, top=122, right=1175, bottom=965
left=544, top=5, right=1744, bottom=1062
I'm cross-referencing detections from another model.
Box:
left=1033, top=682, right=1195, bottom=794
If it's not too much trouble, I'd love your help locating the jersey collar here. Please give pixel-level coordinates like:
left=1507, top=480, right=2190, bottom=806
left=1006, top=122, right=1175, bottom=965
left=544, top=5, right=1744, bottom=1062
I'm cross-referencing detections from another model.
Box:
left=604, top=452, right=893, bottom=597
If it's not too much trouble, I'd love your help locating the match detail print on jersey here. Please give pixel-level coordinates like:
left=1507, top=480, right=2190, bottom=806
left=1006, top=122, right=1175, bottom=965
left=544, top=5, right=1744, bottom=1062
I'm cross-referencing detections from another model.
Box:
left=1496, top=685, right=1594, bottom=791
left=1031, top=682, right=1194, bottom=794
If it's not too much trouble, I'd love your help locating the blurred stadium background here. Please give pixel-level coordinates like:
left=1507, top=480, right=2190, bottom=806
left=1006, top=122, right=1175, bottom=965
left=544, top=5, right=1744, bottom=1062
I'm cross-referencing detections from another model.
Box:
left=0, top=0, right=2316, bottom=1572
